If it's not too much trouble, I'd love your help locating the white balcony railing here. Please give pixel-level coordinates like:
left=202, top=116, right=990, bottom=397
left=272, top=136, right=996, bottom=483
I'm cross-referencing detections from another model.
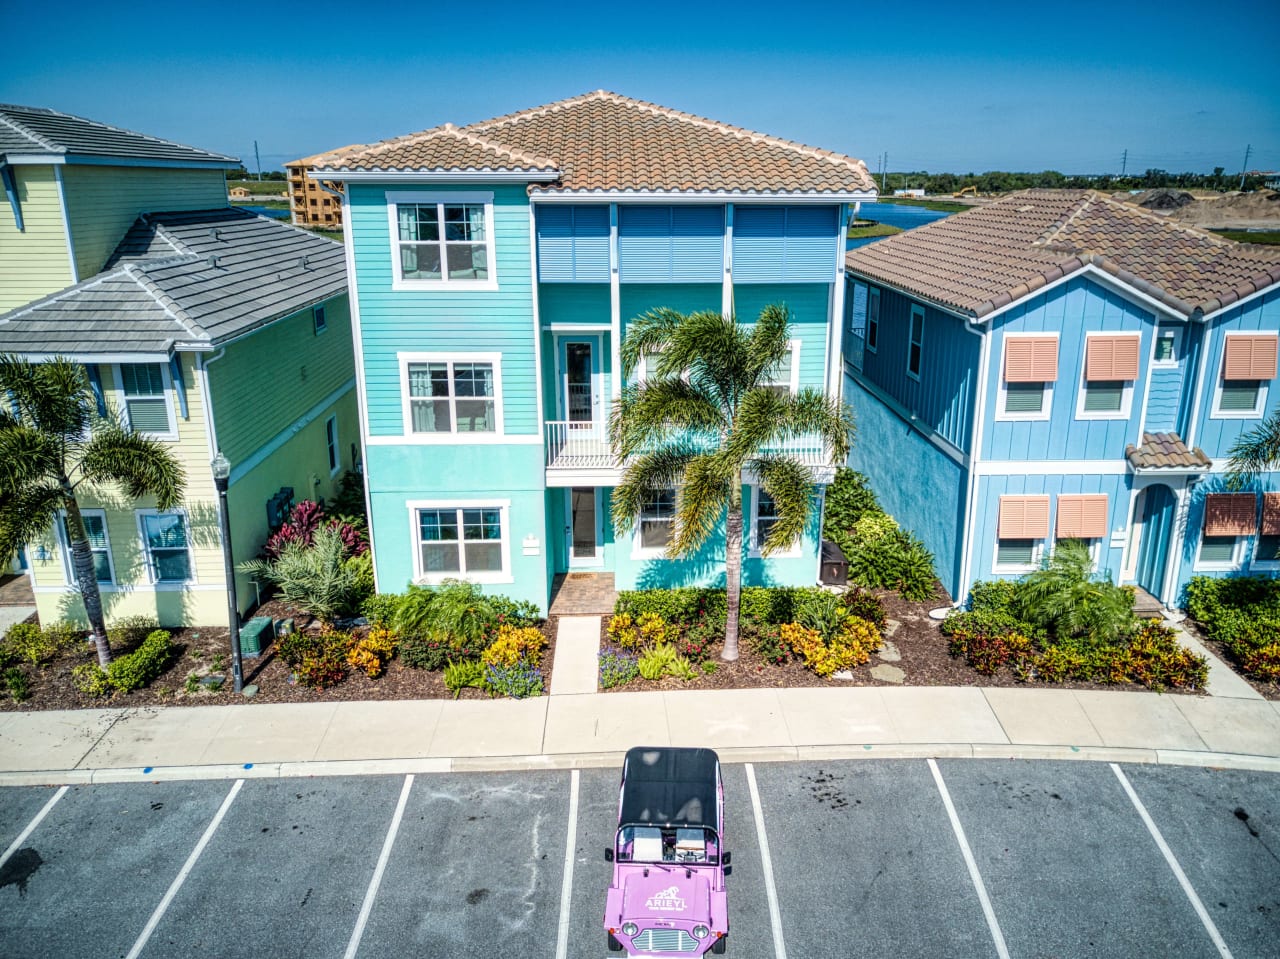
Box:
left=545, top=421, right=832, bottom=471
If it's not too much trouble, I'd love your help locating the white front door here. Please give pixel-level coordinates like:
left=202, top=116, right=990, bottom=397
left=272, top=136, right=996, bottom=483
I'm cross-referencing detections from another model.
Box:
left=566, top=487, right=601, bottom=566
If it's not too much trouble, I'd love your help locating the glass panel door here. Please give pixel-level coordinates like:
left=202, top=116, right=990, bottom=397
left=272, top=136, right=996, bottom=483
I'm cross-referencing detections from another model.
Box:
left=564, top=341, right=595, bottom=423
left=567, top=487, right=599, bottom=565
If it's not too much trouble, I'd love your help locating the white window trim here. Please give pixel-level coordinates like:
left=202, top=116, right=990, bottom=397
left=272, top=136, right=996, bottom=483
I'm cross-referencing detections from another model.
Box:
left=1075, top=333, right=1135, bottom=421
left=313, top=303, right=327, bottom=335
left=398, top=351, right=505, bottom=441
left=135, top=509, right=196, bottom=587
left=386, top=191, right=498, bottom=292
left=865, top=286, right=880, bottom=354
left=906, top=304, right=924, bottom=381
left=748, top=486, right=802, bottom=558
left=1251, top=533, right=1280, bottom=571
left=631, top=488, right=678, bottom=560
left=325, top=414, right=340, bottom=476
left=1194, top=532, right=1245, bottom=572
left=1053, top=536, right=1102, bottom=569
left=996, top=332, right=1058, bottom=422
left=406, top=499, right=513, bottom=585
left=992, top=535, right=1044, bottom=575
left=762, top=339, right=801, bottom=395
left=1210, top=334, right=1271, bottom=418
left=57, top=508, right=116, bottom=587
left=1151, top=325, right=1181, bottom=367
left=114, top=362, right=179, bottom=441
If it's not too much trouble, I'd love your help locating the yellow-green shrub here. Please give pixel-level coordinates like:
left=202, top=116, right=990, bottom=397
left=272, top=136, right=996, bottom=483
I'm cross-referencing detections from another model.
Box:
left=481, top=624, right=547, bottom=669
left=783, top=618, right=881, bottom=677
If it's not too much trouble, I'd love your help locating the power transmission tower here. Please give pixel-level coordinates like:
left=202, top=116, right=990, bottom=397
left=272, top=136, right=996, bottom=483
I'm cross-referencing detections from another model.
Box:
left=1239, top=144, right=1252, bottom=190
left=1120, top=149, right=1127, bottom=177
left=881, top=152, right=888, bottom=193
left=254, top=140, right=263, bottom=181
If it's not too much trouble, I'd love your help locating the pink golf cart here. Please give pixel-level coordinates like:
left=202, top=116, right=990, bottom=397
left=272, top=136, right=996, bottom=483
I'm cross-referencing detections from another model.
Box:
left=604, top=747, right=729, bottom=956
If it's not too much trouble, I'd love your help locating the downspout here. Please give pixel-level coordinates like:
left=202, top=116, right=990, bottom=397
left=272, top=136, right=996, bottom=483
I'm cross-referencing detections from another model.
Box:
left=956, top=318, right=990, bottom=606
left=197, top=348, right=227, bottom=463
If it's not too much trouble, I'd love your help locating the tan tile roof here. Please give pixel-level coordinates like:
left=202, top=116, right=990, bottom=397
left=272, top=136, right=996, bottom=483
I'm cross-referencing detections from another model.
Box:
left=848, top=190, right=1280, bottom=319
left=1125, top=432, right=1212, bottom=471
left=285, top=144, right=370, bottom=168
left=316, top=90, right=876, bottom=196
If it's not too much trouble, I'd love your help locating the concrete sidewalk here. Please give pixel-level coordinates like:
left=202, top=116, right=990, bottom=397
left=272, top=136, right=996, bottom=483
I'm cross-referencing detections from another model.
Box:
left=1, top=685, right=1278, bottom=786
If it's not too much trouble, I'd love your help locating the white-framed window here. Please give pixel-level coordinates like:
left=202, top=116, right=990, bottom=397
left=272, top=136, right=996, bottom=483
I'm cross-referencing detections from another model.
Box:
left=906, top=305, right=924, bottom=380
left=116, top=362, right=177, bottom=440
left=1253, top=533, right=1280, bottom=568
left=1197, top=534, right=1244, bottom=570
left=399, top=352, right=503, bottom=438
left=313, top=303, right=327, bottom=335
left=1152, top=325, right=1180, bottom=366
left=750, top=486, right=802, bottom=558
left=408, top=501, right=511, bottom=584
left=761, top=341, right=800, bottom=397
left=1214, top=379, right=1267, bottom=417
left=1076, top=333, right=1139, bottom=420
left=1053, top=536, right=1103, bottom=568
left=325, top=414, right=339, bottom=476
left=1078, top=379, right=1131, bottom=417
left=1210, top=332, right=1276, bottom=419
left=997, top=333, right=1058, bottom=421
left=58, top=509, right=114, bottom=585
left=994, top=494, right=1049, bottom=574
left=634, top=489, right=677, bottom=556
left=866, top=286, right=880, bottom=353
left=387, top=191, right=497, bottom=290
left=136, top=510, right=193, bottom=584
left=993, top=537, right=1043, bottom=573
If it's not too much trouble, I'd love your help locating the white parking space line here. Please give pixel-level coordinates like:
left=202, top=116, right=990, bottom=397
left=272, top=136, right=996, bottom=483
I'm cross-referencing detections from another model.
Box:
left=927, top=759, right=1011, bottom=959
left=555, top=769, right=580, bottom=959
left=344, top=774, right=414, bottom=959
left=125, top=778, right=243, bottom=959
left=745, top=763, right=788, bottom=959
left=1110, top=764, right=1234, bottom=959
left=0, top=785, right=68, bottom=872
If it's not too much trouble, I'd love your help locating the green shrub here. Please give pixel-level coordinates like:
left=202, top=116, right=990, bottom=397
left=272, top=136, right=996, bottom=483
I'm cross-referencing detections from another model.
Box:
left=72, top=662, right=110, bottom=697
left=1012, top=540, right=1135, bottom=645
left=239, top=526, right=369, bottom=623
left=41, top=621, right=84, bottom=653
left=673, top=621, right=717, bottom=663
left=489, top=595, right=542, bottom=628
left=1241, top=644, right=1280, bottom=683
left=796, top=590, right=852, bottom=643
left=293, top=629, right=353, bottom=689
left=638, top=643, right=679, bottom=680
left=1210, top=608, right=1280, bottom=651
left=393, top=580, right=494, bottom=648
left=108, top=615, right=160, bottom=650
left=3, top=620, right=82, bottom=666
left=4, top=666, right=31, bottom=702
left=361, top=592, right=405, bottom=627
left=750, top=624, right=789, bottom=665
left=1186, top=575, right=1280, bottom=624
left=822, top=468, right=882, bottom=542
left=105, top=630, right=175, bottom=693
left=443, top=659, right=486, bottom=698
left=275, top=630, right=325, bottom=668
left=615, top=588, right=726, bottom=625
left=968, top=579, right=1021, bottom=614
left=842, top=588, right=887, bottom=629
left=599, top=647, right=640, bottom=688
left=484, top=662, right=544, bottom=698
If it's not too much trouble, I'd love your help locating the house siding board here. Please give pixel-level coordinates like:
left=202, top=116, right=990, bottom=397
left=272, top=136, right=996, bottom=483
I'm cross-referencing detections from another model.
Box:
left=0, top=165, right=74, bottom=311
left=1192, top=289, right=1280, bottom=457
left=538, top=283, right=610, bottom=327
left=983, top=278, right=1152, bottom=462
left=619, top=283, right=722, bottom=327
left=732, top=205, right=839, bottom=284
left=1174, top=472, right=1280, bottom=601
left=1145, top=365, right=1182, bottom=433
left=348, top=182, right=537, bottom=437
left=731, top=283, right=831, bottom=388
left=61, top=166, right=227, bottom=280
left=535, top=204, right=609, bottom=282
left=617, top=205, right=723, bottom=283
left=844, top=374, right=964, bottom=598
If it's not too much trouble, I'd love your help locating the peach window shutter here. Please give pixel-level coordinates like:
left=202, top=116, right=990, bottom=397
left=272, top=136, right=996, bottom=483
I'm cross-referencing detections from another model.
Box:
left=1263, top=493, right=1280, bottom=536
left=1085, top=335, right=1141, bottom=381
left=1056, top=494, right=1108, bottom=539
left=1203, top=493, right=1258, bottom=536
left=1223, top=335, right=1279, bottom=380
left=998, top=495, right=1051, bottom=538
left=1004, top=337, right=1058, bottom=383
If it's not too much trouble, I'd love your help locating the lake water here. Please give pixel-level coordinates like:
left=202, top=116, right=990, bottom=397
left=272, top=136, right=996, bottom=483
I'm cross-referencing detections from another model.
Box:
left=237, top=205, right=290, bottom=220
left=847, top=201, right=952, bottom=250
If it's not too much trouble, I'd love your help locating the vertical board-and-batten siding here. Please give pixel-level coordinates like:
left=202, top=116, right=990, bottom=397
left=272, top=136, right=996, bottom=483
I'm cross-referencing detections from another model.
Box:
left=852, top=279, right=978, bottom=452
left=348, top=183, right=537, bottom=436
left=0, top=165, right=74, bottom=311
left=617, top=206, right=723, bottom=283
left=732, top=206, right=840, bottom=283
left=61, top=166, right=228, bottom=280
left=983, top=277, right=1152, bottom=461
left=536, top=205, right=610, bottom=282
left=1192, top=288, right=1280, bottom=457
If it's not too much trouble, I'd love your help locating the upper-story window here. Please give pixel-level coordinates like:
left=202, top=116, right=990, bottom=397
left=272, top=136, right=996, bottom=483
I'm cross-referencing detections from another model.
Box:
left=1212, top=333, right=1277, bottom=419
left=866, top=287, right=880, bottom=353
left=998, top=334, right=1058, bottom=420
left=117, top=363, right=177, bottom=440
left=761, top=341, right=800, bottom=397
left=1152, top=325, right=1181, bottom=365
left=400, top=352, right=502, bottom=437
left=1077, top=333, right=1139, bottom=419
left=387, top=192, right=497, bottom=290
left=906, top=305, right=924, bottom=380
left=313, top=303, right=327, bottom=335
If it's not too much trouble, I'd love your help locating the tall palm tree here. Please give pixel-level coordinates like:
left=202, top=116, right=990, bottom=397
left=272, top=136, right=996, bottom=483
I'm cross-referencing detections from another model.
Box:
left=0, top=356, right=186, bottom=665
left=610, top=305, right=853, bottom=660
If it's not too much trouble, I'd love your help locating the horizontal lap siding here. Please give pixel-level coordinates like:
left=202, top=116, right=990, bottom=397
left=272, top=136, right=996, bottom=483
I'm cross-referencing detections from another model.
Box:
left=1145, top=367, right=1181, bottom=433
left=983, top=278, right=1152, bottom=461
left=349, top=183, right=537, bottom=436
left=1192, top=289, right=1280, bottom=457
left=538, top=283, right=610, bottom=326
left=0, top=165, right=73, bottom=311
left=620, top=283, right=722, bottom=326
left=732, top=283, right=831, bottom=389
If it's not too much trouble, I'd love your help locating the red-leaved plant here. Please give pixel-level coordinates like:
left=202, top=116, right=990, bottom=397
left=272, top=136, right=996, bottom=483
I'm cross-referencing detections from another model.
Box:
left=265, top=500, right=369, bottom=559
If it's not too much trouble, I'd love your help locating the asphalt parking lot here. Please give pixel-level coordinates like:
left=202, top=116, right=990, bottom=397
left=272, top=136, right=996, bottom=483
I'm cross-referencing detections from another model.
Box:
left=1, top=760, right=1277, bottom=958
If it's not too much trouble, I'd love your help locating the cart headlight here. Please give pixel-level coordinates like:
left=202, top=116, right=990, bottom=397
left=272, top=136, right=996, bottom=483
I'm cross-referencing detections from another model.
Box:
left=621, top=922, right=638, bottom=937
left=692, top=925, right=709, bottom=939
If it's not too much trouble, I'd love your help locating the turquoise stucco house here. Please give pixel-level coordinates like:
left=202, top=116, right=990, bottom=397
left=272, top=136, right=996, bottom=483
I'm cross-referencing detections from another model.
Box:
left=842, top=190, right=1280, bottom=607
left=312, top=91, right=878, bottom=612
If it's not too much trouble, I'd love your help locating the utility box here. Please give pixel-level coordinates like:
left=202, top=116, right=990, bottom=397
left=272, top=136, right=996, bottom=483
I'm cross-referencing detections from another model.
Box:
left=819, top=539, right=848, bottom=586
left=239, top=616, right=275, bottom=658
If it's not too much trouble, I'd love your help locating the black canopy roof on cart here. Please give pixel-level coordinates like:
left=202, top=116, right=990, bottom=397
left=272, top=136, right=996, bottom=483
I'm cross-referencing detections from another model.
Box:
left=620, top=747, right=720, bottom=830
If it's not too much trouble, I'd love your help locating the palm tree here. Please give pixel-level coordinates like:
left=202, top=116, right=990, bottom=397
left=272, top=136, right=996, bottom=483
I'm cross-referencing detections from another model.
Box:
left=0, top=355, right=186, bottom=665
left=610, top=305, right=853, bottom=660
left=1225, top=409, right=1280, bottom=489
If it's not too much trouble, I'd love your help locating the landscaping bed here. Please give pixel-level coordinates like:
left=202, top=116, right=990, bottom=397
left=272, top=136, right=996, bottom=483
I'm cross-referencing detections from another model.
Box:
left=1183, top=576, right=1280, bottom=701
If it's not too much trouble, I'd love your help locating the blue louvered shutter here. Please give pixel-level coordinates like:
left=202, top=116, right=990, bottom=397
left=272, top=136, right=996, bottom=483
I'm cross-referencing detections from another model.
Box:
left=732, top=206, right=838, bottom=283
left=618, top=206, right=673, bottom=282
left=536, top=206, right=574, bottom=282
left=782, top=206, right=838, bottom=281
left=570, top=206, right=610, bottom=281
left=671, top=206, right=724, bottom=282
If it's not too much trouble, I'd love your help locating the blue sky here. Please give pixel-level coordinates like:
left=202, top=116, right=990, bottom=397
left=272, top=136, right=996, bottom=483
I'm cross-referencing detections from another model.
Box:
left=6, top=0, right=1278, bottom=175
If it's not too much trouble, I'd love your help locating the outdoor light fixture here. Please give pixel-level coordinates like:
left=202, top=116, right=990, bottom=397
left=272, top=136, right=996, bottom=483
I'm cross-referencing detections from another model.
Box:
left=211, top=451, right=244, bottom=693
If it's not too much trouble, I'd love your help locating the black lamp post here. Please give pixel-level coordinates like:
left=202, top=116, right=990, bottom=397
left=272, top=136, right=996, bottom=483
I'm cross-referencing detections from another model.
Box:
left=212, top=451, right=244, bottom=693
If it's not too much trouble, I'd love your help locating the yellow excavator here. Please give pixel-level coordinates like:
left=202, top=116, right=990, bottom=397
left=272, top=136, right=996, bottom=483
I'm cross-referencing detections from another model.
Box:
left=952, top=185, right=979, bottom=198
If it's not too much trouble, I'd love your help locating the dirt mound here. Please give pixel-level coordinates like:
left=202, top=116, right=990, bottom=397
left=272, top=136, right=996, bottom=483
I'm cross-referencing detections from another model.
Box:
left=1136, top=189, right=1196, bottom=210
left=1171, top=190, right=1280, bottom=227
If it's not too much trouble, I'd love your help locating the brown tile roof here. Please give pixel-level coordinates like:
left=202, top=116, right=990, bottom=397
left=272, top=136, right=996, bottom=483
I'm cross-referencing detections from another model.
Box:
left=285, top=144, right=370, bottom=168
left=315, top=90, right=876, bottom=196
left=848, top=190, right=1280, bottom=319
left=1125, top=432, right=1212, bottom=471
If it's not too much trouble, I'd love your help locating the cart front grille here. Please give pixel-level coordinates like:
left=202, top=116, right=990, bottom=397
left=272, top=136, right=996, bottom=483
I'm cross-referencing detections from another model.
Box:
left=634, top=928, right=699, bottom=953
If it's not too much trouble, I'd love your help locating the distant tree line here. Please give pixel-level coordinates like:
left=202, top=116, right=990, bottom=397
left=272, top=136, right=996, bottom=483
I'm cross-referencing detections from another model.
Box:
left=879, top=168, right=1269, bottom=194
left=226, top=165, right=287, bottom=181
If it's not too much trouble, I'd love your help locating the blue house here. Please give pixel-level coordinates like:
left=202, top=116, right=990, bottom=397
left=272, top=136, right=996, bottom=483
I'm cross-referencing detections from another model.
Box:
left=312, top=91, right=878, bottom=611
left=843, top=190, right=1280, bottom=607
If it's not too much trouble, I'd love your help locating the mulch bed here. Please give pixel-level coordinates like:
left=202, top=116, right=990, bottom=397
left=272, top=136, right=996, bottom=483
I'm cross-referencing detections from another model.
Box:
left=1179, top=618, right=1280, bottom=702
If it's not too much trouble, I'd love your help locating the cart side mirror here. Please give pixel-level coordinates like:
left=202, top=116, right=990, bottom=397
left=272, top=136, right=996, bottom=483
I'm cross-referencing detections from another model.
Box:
left=722, top=851, right=731, bottom=866
left=604, top=847, right=614, bottom=862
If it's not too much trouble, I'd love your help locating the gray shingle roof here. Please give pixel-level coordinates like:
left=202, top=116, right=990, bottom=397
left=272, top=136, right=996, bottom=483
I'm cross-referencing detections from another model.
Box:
left=0, top=209, right=346, bottom=356
left=0, top=104, right=237, bottom=165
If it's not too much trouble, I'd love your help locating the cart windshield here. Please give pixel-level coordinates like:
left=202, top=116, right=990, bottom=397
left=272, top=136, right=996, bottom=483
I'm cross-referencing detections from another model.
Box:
left=615, top=823, right=721, bottom=865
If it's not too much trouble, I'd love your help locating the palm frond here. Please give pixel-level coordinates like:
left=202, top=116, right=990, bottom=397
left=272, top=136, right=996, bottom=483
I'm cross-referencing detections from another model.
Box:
left=79, top=423, right=187, bottom=509
left=608, top=379, right=726, bottom=459
left=744, top=303, right=794, bottom=388
left=752, top=456, right=814, bottom=555
left=671, top=454, right=733, bottom=555
left=727, top=388, right=854, bottom=465
left=0, top=481, right=64, bottom=565
left=0, top=354, right=93, bottom=439
left=0, top=423, right=62, bottom=494
left=1225, top=408, right=1280, bottom=489
left=611, top=447, right=700, bottom=536
left=666, top=310, right=753, bottom=407
left=620, top=308, right=685, bottom=377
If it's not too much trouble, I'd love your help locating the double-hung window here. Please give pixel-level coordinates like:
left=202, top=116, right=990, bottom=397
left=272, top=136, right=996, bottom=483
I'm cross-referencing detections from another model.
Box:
left=906, top=305, right=924, bottom=380
left=751, top=487, right=801, bottom=557
left=1213, top=333, right=1277, bottom=418
left=1198, top=493, right=1255, bottom=569
left=138, top=511, right=192, bottom=584
left=60, top=509, right=114, bottom=585
left=999, top=334, right=1058, bottom=419
left=761, top=341, right=799, bottom=397
left=412, top=503, right=509, bottom=583
left=1078, top=334, right=1140, bottom=418
left=1054, top=494, right=1108, bottom=567
left=389, top=192, right=495, bottom=288
left=638, top=489, right=676, bottom=553
left=325, top=415, right=339, bottom=475
left=118, top=363, right=176, bottom=439
left=402, top=353, right=501, bottom=436
left=866, top=287, right=880, bottom=353
left=995, top=494, right=1050, bottom=572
